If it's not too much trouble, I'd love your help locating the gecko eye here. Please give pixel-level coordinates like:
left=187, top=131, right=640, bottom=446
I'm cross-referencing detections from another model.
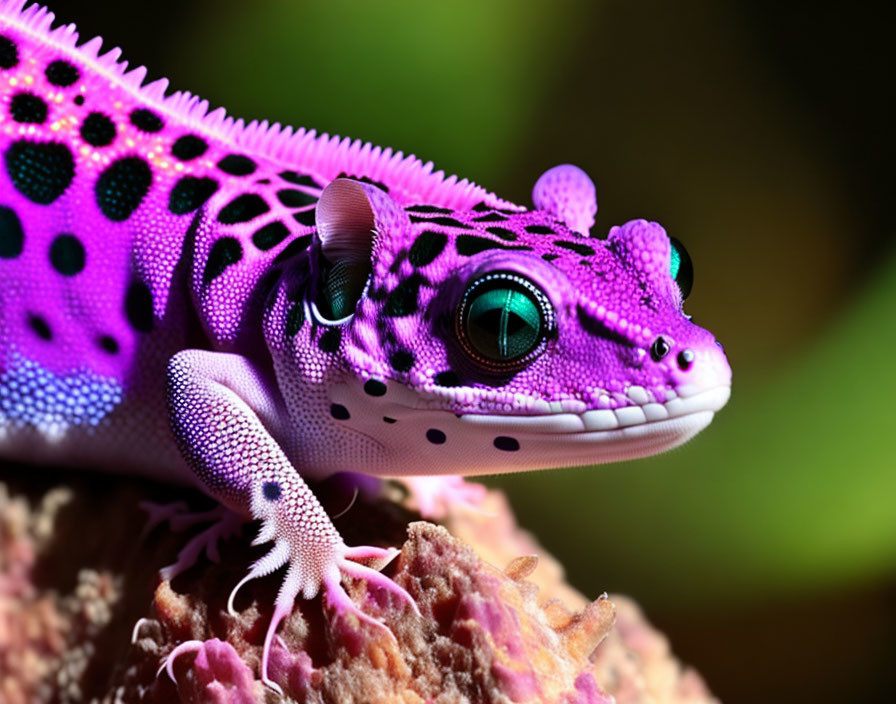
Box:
left=669, top=237, right=693, bottom=299
left=457, top=272, right=554, bottom=369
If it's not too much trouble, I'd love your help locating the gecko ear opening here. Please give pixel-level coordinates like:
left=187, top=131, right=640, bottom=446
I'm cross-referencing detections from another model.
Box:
left=314, top=178, right=403, bottom=320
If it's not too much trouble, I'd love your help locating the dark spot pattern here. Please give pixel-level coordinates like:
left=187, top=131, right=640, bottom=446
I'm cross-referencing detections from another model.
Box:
left=279, top=171, right=320, bottom=187
left=494, top=436, right=520, bottom=452
left=80, top=112, right=116, bottom=147
left=10, top=93, right=48, bottom=124
left=0, top=205, right=24, bottom=258
left=276, top=189, right=316, bottom=208
left=263, top=481, right=281, bottom=501
left=95, top=157, right=152, bottom=221
left=318, top=328, right=341, bottom=353
left=456, top=235, right=532, bottom=257
left=0, top=36, right=18, bottom=69
left=98, top=335, right=119, bottom=354
left=336, top=173, right=389, bottom=192
left=472, top=202, right=491, bottom=212
left=408, top=231, right=447, bottom=267
left=252, top=221, right=289, bottom=251
left=526, top=225, right=555, bottom=235
left=426, top=428, right=446, bottom=445
left=45, top=60, right=80, bottom=87
left=389, top=349, right=414, bottom=373
left=383, top=275, right=422, bottom=317
left=129, top=108, right=164, bottom=133
left=293, top=209, right=316, bottom=227
left=169, top=176, right=218, bottom=215
left=49, top=233, right=85, bottom=275
left=407, top=205, right=453, bottom=214
left=285, top=302, right=305, bottom=337
left=5, top=140, right=75, bottom=205
left=383, top=417, right=397, bottom=424
left=542, top=253, right=559, bottom=261
left=555, top=240, right=595, bottom=256
left=28, top=314, right=52, bottom=341
left=485, top=226, right=517, bottom=241
left=434, top=371, right=460, bottom=387
left=473, top=213, right=507, bottom=223
left=272, top=235, right=312, bottom=263
left=217, top=155, right=256, bottom=176
left=217, top=194, right=269, bottom=224
left=171, top=135, right=207, bottom=161
left=125, top=280, right=153, bottom=333
left=422, top=216, right=472, bottom=229
left=203, top=237, right=242, bottom=284
left=363, top=379, right=387, bottom=397
left=330, top=403, right=350, bottom=420
left=73, top=95, right=84, bottom=106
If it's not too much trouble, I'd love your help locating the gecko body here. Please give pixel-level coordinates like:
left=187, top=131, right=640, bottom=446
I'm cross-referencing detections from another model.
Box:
left=0, top=0, right=731, bottom=689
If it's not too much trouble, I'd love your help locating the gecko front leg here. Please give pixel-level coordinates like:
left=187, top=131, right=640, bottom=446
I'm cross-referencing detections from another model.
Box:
left=165, top=349, right=418, bottom=691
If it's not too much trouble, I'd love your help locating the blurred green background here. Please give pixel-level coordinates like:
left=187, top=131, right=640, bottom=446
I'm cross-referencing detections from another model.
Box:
left=51, top=1, right=896, bottom=701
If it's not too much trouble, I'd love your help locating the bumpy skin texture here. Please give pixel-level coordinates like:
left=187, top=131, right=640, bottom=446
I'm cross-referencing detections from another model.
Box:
left=0, top=0, right=731, bottom=690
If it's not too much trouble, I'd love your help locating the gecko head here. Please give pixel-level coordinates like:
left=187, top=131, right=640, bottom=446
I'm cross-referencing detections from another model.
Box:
left=300, top=166, right=730, bottom=476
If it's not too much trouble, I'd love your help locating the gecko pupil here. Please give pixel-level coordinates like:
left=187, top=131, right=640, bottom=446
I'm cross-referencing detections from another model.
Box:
left=459, top=274, right=548, bottom=366
left=669, top=237, right=693, bottom=299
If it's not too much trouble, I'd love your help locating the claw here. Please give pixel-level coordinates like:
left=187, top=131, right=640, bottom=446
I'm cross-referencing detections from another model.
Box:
left=139, top=500, right=189, bottom=538
left=157, top=639, right=205, bottom=682
left=158, top=507, right=244, bottom=580
left=338, top=558, right=420, bottom=617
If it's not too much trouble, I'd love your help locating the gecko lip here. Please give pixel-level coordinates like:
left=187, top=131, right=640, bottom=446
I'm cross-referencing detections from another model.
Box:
left=457, top=385, right=731, bottom=435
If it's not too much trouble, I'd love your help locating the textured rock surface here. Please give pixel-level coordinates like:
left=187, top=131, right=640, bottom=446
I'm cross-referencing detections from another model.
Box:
left=0, top=468, right=718, bottom=703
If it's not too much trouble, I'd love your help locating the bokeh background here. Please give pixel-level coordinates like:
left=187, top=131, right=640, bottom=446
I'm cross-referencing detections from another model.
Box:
left=46, top=1, right=896, bottom=701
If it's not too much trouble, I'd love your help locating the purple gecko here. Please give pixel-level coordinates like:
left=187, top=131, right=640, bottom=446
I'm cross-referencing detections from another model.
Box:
left=0, top=0, right=730, bottom=691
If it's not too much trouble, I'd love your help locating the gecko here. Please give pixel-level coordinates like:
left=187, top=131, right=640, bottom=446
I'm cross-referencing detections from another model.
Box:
left=0, top=0, right=731, bottom=691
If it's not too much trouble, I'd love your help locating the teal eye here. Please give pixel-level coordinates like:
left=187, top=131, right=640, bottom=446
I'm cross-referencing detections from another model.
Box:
left=458, top=273, right=553, bottom=367
left=669, top=237, right=693, bottom=299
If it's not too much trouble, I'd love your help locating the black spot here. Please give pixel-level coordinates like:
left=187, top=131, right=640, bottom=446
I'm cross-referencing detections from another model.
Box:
left=80, top=112, right=116, bottom=147
left=171, top=134, right=207, bottom=161
left=293, top=209, right=316, bottom=227
left=485, top=226, right=517, bottom=241
left=526, top=225, right=555, bottom=235
left=169, top=176, right=218, bottom=215
left=406, top=205, right=453, bottom=214
left=425, top=216, right=472, bottom=229
left=263, top=481, right=282, bottom=501
left=5, top=140, right=75, bottom=205
left=129, top=108, right=164, bottom=133
left=434, top=371, right=460, bottom=387
left=217, top=154, right=256, bottom=176
left=426, top=429, right=446, bottom=445
left=494, top=436, right=520, bottom=452
left=364, top=379, right=387, bottom=397
left=10, top=93, right=48, bottom=124
left=0, top=205, right=24, bottom=258
left=336, top=173, right=389, bottom=192
left=252, top=221, right=290, bottom=251
left=276, top=189, right=316, bottom=208
left=95, top=156, right=152, bottom=221
left=472, top=202, right=491, bottom=212
left=408, top=231, right=447, bottom=267
left=389, top=350, right=414, bottom=373
left=456, top=235, right=532, bottom=256
left=125, top=280, right=154, bottom=333
left=49, top=233, right=85, bottom=275
left=318, top=328, right=341, bottom=353
left=272, top=235, right=312, bottom=263
left=330, top=403, right=350, bottom=420
left=256, top=178, right=270, bottom=185
left=555, top=240, right=595, bottom=256
left=45, top=60, right=79, bottom=87
left=383, top=275, right=423, bottom=317
left=279, top=171, right=320, bottom=188
left=542, top=253, right=559, bottom=262
left=285, top=302, right=305, bottom=337
left=0, top=35, right=18, bottom=69
left=383, top=416, right=397, bottom=424
left=73, top=95, right=84, bottom=106
left=27, top=314, right=52, bottom=341
left=98, top=335, right=119, bottom=354
left=203, top=237, right=243, bottom=284
left=217, top=194, right=269, bottom=224
left=473, top=213, right=507, bottom=223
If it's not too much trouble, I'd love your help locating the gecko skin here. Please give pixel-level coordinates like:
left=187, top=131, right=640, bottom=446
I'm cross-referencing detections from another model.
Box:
left=0, top=0, right=730, bottom=690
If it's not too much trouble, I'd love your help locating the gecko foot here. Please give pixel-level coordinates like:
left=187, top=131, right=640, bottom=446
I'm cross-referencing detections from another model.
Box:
left=157, top=639, right=205, bottom=681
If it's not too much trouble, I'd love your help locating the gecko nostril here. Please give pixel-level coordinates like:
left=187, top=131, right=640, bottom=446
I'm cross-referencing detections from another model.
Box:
left=677, top=349, right=695, bottom=371
left=650, top=336, right=670, bottom=362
